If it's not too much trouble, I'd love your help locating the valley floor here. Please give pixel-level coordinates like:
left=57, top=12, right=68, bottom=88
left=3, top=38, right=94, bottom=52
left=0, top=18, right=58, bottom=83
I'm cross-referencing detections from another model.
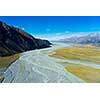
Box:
left=2, top=43, right=100, bottom=83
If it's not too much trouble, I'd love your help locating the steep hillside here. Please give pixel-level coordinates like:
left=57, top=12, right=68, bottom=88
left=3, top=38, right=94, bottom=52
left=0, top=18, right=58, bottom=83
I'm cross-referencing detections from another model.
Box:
left=0, top=21, right=51, bottom=57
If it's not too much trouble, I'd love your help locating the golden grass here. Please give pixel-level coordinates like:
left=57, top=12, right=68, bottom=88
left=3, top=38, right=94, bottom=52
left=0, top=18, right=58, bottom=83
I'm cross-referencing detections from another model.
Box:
left=0, top=54, right=20, bottom=82
left=50, top=45, right=100, bottom=64
left=0, top=75, right=4, bottom=82
left=65, top=64, right=100, bottom=83
left=0, top=54, right=20, bottom=69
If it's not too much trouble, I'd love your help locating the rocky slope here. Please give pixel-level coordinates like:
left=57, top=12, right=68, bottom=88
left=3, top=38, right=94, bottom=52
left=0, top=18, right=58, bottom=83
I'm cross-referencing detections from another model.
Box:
left=0, top=21, right=51, bottom=57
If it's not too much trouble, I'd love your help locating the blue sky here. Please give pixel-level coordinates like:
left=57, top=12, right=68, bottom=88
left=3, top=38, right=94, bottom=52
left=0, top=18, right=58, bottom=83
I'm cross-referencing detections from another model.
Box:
left=0, top=16, right=100, bottom=40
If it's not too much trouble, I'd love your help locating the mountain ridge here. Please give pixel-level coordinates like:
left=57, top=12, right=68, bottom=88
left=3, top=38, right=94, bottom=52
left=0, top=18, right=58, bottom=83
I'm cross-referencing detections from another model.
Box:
left=0, top=21, right=51, bottom=57
left=58, top=33, right=100, bottom=46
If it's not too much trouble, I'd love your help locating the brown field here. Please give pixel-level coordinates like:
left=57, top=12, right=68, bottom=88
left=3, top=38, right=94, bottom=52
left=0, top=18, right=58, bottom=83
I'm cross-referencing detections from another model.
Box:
left=50, top=45, right=100, bottom=64
left=0, top=75, right=4, bottom=82
left=0, top=54, right=20, bottom=82
left=65, top=64, right=100, bottom=83
left=0, top=54, right=20, bottom=69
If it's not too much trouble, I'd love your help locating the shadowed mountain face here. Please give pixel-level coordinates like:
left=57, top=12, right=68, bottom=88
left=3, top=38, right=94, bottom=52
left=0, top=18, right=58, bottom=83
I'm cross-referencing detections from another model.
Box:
left=58, top=33, right=100, bottom=46
left=0, top=21, right=51, bottom=57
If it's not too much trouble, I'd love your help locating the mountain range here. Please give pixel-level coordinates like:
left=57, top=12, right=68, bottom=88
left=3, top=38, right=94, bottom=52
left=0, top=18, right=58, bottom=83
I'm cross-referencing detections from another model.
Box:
left=58, top=33, right=100, bottom=46
left=0, top=21, right=51, bottom=57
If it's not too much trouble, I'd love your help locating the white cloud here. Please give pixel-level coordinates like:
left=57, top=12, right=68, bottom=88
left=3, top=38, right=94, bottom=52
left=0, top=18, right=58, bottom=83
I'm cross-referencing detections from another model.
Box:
left=22, top=28, right=25, bottom=30
left=34, top=33, right=70, bottom=41
left=33, top=31, right=100, bottom=41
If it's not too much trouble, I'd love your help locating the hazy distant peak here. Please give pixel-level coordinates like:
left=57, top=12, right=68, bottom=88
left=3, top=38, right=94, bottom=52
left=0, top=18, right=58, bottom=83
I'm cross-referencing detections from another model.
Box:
left=57, top=33, right=100, bottom=46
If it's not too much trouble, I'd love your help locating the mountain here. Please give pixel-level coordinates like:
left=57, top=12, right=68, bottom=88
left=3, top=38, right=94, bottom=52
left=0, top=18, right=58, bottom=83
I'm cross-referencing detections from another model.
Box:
left=0, top=21, right=51, bottom=57
left=58, top=33, right=100, bottom=46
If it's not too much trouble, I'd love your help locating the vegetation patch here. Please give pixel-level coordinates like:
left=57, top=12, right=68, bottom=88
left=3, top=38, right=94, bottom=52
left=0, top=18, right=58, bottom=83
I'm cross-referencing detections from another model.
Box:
left=65, top=64, right=100, bottom=83
left=50, top=45, right=100, bottom=64
left=0, top=54, right=20, bottom=69
left=0, top=54, right=20, bottom=82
